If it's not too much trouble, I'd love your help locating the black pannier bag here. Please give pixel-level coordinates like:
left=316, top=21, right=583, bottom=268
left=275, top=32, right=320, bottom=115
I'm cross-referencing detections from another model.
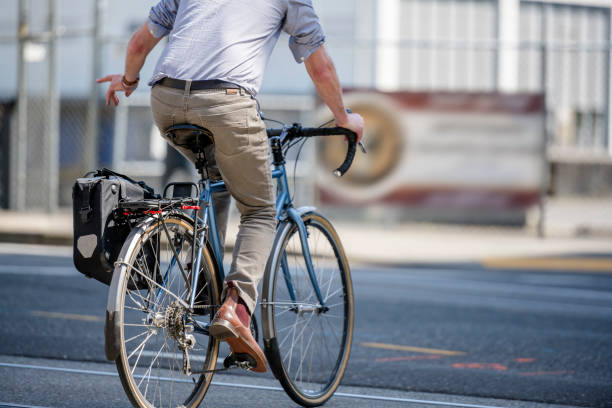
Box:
left=72, top=168, right=158, bottom=285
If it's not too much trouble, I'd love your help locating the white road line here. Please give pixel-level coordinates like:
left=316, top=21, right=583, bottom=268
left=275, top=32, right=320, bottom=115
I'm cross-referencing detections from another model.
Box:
left=0, top=402, right=54, bottom=408
left=0, top=265, right=77, bottom=276
left=0, top=361, right=506, bottom=408
left=0, top=243, right=72, bottom=257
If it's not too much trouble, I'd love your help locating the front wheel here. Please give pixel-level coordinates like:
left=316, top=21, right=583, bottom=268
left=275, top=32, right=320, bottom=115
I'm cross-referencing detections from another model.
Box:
left=261, top=211, right=354, bottom=407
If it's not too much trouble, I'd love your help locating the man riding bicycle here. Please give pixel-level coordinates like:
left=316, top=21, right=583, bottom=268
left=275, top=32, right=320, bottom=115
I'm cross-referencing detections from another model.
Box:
left=98, top=0, right=363, bottom=373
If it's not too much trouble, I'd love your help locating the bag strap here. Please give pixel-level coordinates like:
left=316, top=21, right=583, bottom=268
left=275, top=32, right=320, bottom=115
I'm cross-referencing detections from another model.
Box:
left=95, top=168, right=157, bottom=197
left=76, top=183, right=93, bottom=224
left=96, top=167, right=138, bottom=184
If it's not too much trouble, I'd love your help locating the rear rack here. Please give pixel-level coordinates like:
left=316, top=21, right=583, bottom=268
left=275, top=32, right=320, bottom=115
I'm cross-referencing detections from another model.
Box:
left=118, top=197, right=199, bottom=211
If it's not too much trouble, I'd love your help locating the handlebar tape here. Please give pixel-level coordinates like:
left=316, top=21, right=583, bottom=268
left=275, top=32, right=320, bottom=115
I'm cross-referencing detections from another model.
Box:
left=267, top=127, right=358, bottom=177
left=299, top=127, right=357, bottom=177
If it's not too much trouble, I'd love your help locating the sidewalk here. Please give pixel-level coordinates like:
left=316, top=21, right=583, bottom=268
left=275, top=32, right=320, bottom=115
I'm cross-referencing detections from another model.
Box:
left=1, top=197, right=610, bottom=266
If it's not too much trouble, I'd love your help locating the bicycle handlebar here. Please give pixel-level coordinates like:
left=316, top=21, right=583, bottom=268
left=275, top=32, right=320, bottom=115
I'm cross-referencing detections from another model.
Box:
left=266, top=126, right=358, bottom=177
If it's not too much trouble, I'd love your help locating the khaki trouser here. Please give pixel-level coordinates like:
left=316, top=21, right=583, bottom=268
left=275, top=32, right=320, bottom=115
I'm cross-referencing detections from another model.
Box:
left=150, top=83, right=276, bottom=314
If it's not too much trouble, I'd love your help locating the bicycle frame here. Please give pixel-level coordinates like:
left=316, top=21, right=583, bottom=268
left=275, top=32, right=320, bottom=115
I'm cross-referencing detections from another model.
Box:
left=185, top=129, right=327, bottom=319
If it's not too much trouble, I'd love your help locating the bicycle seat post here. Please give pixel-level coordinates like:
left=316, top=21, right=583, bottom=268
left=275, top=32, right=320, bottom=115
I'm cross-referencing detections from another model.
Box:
left=195, top=149, right=209, bottom=181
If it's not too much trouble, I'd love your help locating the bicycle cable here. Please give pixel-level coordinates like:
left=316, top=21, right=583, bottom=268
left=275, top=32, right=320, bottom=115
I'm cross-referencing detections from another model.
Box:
left=261, top=114, right=284, bottom=126
left=317, top=117, right=335, bottom=128
left=287, top=118, right=334, bottom=203
left=290, top=138, right=308, bottom=203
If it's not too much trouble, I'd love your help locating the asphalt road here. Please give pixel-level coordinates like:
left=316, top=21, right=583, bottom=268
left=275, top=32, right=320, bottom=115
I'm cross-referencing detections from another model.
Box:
left=0, top=243, right=611, bottom=408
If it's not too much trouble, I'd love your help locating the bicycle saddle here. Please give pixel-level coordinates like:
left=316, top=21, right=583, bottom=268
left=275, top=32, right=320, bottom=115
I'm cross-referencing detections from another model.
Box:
left=165, top=124, right=214, bottom=155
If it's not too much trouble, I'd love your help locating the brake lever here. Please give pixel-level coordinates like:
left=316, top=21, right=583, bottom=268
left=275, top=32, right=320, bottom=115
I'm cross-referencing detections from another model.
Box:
left=358, top=141, right=367, bottom=154
left=345, top=107, right=366, bottom=154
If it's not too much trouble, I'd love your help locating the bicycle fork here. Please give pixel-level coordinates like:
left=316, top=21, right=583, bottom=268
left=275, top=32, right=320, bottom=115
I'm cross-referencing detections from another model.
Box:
left=285, top=208, right=327, bottom=311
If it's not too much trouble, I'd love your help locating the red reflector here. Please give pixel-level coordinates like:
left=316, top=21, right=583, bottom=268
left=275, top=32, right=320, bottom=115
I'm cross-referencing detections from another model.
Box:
left=181, top=205, right=200, bottom=210
left=144, top=210, right=162, bottom=215
left=123, top=211, right=131, bottom=216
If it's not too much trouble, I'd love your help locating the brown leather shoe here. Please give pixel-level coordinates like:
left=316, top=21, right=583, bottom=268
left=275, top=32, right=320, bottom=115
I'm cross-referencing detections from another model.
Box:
left=209, top=288, right=267, bottom=372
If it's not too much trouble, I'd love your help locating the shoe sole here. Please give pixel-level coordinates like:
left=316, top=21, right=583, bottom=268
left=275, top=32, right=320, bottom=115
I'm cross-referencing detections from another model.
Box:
left=209, top=318, right=267, bottom=373
left=209, top=319, right=239, bottom=340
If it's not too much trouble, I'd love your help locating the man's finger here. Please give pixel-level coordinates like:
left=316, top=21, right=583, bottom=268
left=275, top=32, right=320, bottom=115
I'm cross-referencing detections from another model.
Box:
left=106, top=89, right=112, bottom=106
left=96, top=75, right=113, bottom=83
left=113, top=93, right=119, bottom=106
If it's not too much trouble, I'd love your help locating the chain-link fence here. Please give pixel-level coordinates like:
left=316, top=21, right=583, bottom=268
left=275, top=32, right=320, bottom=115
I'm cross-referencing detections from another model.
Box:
left=1, top=0, right=159, bottom=211
left=1, top=0, right=95, bottom=211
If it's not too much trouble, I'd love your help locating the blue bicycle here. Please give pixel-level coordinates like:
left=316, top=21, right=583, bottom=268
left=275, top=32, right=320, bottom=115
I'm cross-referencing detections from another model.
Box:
left=104, top=122, right=358, bottom=407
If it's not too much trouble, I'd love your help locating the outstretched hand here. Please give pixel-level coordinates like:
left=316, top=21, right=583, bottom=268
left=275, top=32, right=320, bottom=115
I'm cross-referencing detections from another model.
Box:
left=96, top=74, right=137, bottom=106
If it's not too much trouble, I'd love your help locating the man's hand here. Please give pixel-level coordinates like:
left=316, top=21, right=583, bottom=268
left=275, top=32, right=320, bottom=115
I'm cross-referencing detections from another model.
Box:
left=96, top=22, right=162, bottom=106
left=336, top=112, right=364, bottom=144
left=96, top=74, right=138, bottom=106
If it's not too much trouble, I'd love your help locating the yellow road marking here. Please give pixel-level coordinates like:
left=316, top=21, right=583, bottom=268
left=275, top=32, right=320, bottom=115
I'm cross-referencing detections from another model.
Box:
left=31, top=310, right=103, bottom=322
left=361, top=342, right=466, bottom=356
left=483, top=257, right=612, bottom=273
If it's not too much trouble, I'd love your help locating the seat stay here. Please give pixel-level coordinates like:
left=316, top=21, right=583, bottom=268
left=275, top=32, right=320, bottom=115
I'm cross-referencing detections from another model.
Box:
left=154, top=235, right=184, bottom=304
left=188, top=213, right=208, bottom=310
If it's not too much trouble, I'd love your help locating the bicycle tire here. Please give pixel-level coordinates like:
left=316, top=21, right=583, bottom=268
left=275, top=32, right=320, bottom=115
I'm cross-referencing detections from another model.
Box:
left=107, top=214, right=220, bottom=408
left=261, top=210, right=354, bottom=407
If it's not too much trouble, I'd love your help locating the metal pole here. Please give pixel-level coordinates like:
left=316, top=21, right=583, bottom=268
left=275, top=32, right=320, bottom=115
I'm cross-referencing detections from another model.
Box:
left=85, top=0, right=105, bottom=172
left=605, top=8, right=611, bottom=156
left=13, top=0, right=29, bottom=211
left=538, top=4, right=549, bottom=239
left=46, top=0, right=59, bottom=212
left=112, top=100, right=128, bottom=169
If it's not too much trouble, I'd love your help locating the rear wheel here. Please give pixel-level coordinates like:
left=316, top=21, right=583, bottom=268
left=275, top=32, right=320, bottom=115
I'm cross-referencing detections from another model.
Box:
left=113, top=214, right=220, bottom=408
left=262, top=211, right=354, bottom=406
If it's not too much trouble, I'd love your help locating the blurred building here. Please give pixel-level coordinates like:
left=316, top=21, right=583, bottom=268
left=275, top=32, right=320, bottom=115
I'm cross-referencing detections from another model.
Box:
left=0, top=0, right=611, bottom=221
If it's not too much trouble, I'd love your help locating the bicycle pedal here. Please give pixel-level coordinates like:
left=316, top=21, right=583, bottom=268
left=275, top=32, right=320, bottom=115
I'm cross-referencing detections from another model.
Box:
left=223, top=353, right=235, bottom=368
left=223, top=353, right=256, bottom=370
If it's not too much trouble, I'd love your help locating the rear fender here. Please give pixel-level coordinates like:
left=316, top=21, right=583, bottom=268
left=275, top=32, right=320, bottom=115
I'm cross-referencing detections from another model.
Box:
left=105, top=216, right=157, bottom=361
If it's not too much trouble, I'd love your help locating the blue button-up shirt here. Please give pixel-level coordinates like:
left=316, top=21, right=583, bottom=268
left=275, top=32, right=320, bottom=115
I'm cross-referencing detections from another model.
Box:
left=147, top=0, right=325, bottom=96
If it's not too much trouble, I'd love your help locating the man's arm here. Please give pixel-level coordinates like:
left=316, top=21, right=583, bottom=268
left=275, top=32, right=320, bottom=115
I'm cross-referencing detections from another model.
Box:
left=96, top=23, right=162, bottom=106
left=305, top=45, right=364, bottom=142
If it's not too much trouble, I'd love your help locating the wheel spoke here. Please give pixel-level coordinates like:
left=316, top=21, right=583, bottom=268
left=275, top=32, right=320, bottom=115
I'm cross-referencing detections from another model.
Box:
left=119, top=261, right=189, bottom=308
left=128, top=331, right=155, bottom=368
left=125, top=330, right=150, bottom=344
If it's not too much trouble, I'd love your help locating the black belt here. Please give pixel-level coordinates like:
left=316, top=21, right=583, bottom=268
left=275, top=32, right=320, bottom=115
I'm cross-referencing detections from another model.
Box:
left=157, top=77, right=245, bottom=92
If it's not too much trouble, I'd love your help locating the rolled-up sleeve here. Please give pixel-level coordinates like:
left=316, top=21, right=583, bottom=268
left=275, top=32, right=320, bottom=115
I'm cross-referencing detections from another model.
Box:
left=148, top=0, right=180, bottom=38
left=283, top=0, right=325, bottom=63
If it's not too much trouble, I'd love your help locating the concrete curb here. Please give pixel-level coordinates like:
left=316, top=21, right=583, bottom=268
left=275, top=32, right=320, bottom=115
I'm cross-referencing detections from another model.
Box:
left=1, top=209, right=611, bottom=267
left=0, top=232, right=72, bottom=246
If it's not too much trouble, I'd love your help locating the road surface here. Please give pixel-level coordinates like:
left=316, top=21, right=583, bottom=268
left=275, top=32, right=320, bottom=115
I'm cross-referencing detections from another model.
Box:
left=0, top=243, right=610, bottom=408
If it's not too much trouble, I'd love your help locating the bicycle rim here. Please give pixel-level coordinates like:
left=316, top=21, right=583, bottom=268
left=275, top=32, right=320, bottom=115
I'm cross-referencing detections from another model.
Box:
left=265, top=212, right=354, bottom=406
left=115, top=215, right=219, bottom=408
